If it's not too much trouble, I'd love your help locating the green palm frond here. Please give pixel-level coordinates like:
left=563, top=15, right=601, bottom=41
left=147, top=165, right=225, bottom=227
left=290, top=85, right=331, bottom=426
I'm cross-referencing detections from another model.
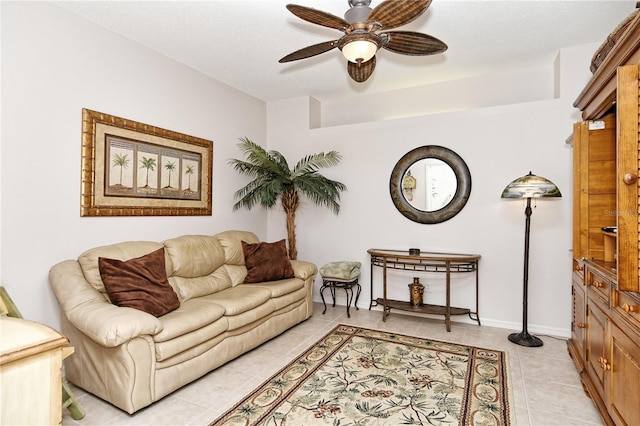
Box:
left=229, top=138, right=346, bottom=213
left=230, top=137, right=291, bottom=179
left=292, top=151, right=342, bottom=176
left=269, top=149, right=292, bottom=175
left=295, top=173, right=346, bottom=214
left=228, top=137, right=346, bottom=260
left=232, top=175, right=284, bottom=211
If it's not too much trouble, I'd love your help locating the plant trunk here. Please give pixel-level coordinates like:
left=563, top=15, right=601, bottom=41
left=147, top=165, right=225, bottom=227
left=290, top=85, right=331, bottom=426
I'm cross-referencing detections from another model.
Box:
left=281, top=189, right=299, bottom=260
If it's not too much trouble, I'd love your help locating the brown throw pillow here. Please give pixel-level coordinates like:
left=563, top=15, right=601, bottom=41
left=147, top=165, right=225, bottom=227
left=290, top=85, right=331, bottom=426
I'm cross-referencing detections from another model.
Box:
left=242, top=239, right=295, bottom=283
left=98, top=247, right=179, bottom=317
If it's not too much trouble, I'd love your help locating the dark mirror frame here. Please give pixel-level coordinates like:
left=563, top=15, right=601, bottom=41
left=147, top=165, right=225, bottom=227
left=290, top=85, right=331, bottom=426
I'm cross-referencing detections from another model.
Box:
left=389, top=145, right=472, bottom=224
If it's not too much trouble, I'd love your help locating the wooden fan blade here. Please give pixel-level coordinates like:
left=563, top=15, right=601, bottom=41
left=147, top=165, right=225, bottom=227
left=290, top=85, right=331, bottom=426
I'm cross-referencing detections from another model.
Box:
left=368, top=0, right=431, bottom=30
left=279, top=40, right=339, bottom=63
left=382, top=31, right=447, bottom=56
left=347, top=56, right=376, bottom=83
left=286, top=4, right=350, bottom=31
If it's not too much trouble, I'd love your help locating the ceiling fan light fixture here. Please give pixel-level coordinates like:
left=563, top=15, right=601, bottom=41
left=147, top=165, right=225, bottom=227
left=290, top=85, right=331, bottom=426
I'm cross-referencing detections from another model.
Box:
left=341, top=39, right=378, bottom=63
left=281, top=1, right=445, bottom=82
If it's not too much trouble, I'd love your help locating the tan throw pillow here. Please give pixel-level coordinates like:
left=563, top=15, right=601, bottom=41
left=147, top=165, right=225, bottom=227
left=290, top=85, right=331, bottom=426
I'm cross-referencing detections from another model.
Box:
left=241, top=239, right=295, bottom=283
left=98, top=247, right=180, bottom=317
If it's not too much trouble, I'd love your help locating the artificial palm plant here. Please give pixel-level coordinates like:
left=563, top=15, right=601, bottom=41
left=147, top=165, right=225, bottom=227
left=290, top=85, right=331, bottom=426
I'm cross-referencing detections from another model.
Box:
left=228, top=137, right=346, bottom=260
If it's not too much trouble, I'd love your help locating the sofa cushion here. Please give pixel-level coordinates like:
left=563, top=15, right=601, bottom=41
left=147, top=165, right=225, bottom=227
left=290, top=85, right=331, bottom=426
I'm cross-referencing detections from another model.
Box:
left=98, top=248, right=180, bottom=317
left=269, top=287, right=307, bottom=312
left=163, top=235, right=226, bottom=278
left=222, top=264, right=248, bottom=287
left=245, top=277, right=304, bottom=298
left=155, top=323, right=227, bottom=368
left=242, top=240, right=294, bottom=283
left=153, top=297, right=226, bottom=343
left=78, top=241, right=164, bottom=293
left=215, top=230, right=260, bottom=265
left=319, top=261, right=361, bottom=280
left=225, top=300, right=276, bottom=331
left=168, top=267, right=232, bottom=302
left=205, top=286, right=272, bottom=316
left=237, top=280, right=306, bottom=311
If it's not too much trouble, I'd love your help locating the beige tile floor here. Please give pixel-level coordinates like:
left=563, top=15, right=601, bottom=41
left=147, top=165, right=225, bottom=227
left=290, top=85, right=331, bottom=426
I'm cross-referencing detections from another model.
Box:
left=62, top=302, right=604, bottom=426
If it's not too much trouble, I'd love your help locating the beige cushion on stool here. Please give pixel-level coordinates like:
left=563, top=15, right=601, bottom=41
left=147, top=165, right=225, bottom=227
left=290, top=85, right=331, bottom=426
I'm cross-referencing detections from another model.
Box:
left=320, top=261, right=361, bottom=281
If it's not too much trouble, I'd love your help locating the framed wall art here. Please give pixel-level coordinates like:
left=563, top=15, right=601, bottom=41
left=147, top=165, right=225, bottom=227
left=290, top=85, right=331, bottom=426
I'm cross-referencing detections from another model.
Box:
left=81, top=108, right=213, bottom=216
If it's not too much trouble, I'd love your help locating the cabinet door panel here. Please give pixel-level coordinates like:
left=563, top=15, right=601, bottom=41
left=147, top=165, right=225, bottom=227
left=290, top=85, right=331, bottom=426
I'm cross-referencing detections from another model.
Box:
left=588, top=160, right=617, bottom=194
left=616, top=64, right=640, bottom=292
left=571, top=280, right=586, bottom=362
left=573, top=115, right=617, bottom=262
left=586, top=298, right=607, bottom=396
left=573, top=122, right=584, bottom=258
left=608, top=325, right=640, bottom=426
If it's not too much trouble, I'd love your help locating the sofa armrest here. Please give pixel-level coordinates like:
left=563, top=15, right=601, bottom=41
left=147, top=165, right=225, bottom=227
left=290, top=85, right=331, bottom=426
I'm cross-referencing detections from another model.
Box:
left=49, top=260, right=163, bottom=347
left=290, top=260, right=317, bottom=281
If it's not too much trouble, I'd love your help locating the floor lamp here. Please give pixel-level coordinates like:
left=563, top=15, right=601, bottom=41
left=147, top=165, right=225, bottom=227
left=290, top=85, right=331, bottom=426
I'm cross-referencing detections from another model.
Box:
left=501, top=172, right=561, bottom=347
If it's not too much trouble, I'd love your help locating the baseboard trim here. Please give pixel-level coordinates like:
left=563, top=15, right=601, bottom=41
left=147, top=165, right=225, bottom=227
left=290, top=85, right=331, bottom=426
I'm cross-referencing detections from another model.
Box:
left=312, top=297, right=571, bottom=338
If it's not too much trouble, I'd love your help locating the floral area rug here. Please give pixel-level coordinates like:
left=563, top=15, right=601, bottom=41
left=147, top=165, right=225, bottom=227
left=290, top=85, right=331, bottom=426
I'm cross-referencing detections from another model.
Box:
left=211, top=324, right=513, bottom=426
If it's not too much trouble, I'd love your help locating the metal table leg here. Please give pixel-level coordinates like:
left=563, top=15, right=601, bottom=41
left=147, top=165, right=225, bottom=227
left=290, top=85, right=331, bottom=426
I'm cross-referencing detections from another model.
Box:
left=320, top=280, right=329, bottom=314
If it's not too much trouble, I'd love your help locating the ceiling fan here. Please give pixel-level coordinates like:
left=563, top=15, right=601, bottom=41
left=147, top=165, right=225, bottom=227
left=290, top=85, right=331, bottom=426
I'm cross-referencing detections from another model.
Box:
left=279, top=0, right=447, bottom=83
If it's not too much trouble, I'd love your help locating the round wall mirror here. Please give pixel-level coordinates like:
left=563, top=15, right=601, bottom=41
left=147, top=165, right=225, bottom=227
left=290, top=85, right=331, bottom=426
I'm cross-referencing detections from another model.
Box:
left=389, top=145, right=472, bottom=224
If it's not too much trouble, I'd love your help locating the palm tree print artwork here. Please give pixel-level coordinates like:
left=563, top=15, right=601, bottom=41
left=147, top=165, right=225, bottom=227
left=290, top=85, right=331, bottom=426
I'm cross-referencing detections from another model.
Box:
left=112, top=153, right=130, bottom=186
left=106, top=139, right=135, bottom=195
left=181, top=155, right=201, bottom=199
left=229, top=137, right=346, bottom=260
left=138, top=156, right=157, bottom=194
left=185, top=165, right=195, bottom=189
left=163, top=160, right=177, bottom=189
left=83, top=108, right=212, bottom=216
left=105, top=137, right=202, bottom=199
left=159, top=156, right=181, bottom=198
left=184, top=164, right=195, bottom=193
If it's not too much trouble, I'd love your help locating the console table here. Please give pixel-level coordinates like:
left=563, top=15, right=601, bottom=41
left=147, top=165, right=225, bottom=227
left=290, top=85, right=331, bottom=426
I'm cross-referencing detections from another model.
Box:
left=367, top=249, right=481, bottom=331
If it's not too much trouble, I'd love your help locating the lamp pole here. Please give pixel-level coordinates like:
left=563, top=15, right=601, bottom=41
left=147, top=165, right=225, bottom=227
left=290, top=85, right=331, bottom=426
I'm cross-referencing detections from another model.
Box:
left=502, top=171, right=560, bottom=347
left=508, top=196, right=543, bottom=347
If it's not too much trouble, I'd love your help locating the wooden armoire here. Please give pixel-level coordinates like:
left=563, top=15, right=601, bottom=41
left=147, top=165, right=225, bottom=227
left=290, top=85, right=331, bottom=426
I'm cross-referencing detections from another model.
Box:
left=568, top=9, right=640, bottom=426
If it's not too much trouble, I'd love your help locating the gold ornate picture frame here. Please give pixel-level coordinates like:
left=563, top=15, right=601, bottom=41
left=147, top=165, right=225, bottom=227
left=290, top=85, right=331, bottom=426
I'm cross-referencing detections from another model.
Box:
left=81, top=109, right=213, bottom=216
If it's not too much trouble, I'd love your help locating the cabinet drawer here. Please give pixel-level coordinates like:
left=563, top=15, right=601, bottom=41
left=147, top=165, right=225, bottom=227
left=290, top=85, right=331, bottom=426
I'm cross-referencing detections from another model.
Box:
left=615, top=290, right=640, bottom=329
left=586, top=269, right=611, bottom=303
left=572, top=266, right=585, bottom=286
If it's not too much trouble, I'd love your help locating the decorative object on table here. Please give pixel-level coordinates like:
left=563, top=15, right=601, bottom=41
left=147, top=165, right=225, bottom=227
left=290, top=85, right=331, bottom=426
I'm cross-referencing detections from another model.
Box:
left=80, top=109, right=213, bottom=217
left=590, top=8, right=639, bottom=73
left=212, top=324, right=513, bottom=426
left=319, top=261, right=361, bottom=318
left=278, top=0, right=447, bottom=83
left=501, top=171, right=561, bottom=347
left=408, top=276, right=425, bottom=307
left=390, top=145, right=472, bottom=224
left=228, top=137, right=346, bottom=260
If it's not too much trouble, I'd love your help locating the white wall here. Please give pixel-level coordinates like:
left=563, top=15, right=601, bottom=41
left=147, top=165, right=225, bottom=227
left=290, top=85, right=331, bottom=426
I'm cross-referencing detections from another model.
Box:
left=266, top=44, right=598, bottom=337
left=321, top=65, right=556, bottom=127
left=1, top=2, right=268, bottom=327
left=1, top=1, right=600, bottom=338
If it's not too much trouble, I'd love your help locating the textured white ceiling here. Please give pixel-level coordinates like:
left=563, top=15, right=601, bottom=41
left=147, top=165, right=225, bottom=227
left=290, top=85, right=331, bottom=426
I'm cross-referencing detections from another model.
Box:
left=53, top=0, right=637, bottom=103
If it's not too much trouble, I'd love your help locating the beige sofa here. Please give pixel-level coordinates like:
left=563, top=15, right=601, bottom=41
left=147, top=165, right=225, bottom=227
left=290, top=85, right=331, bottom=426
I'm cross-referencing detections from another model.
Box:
left=49, top=230, right=317, bottom=414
